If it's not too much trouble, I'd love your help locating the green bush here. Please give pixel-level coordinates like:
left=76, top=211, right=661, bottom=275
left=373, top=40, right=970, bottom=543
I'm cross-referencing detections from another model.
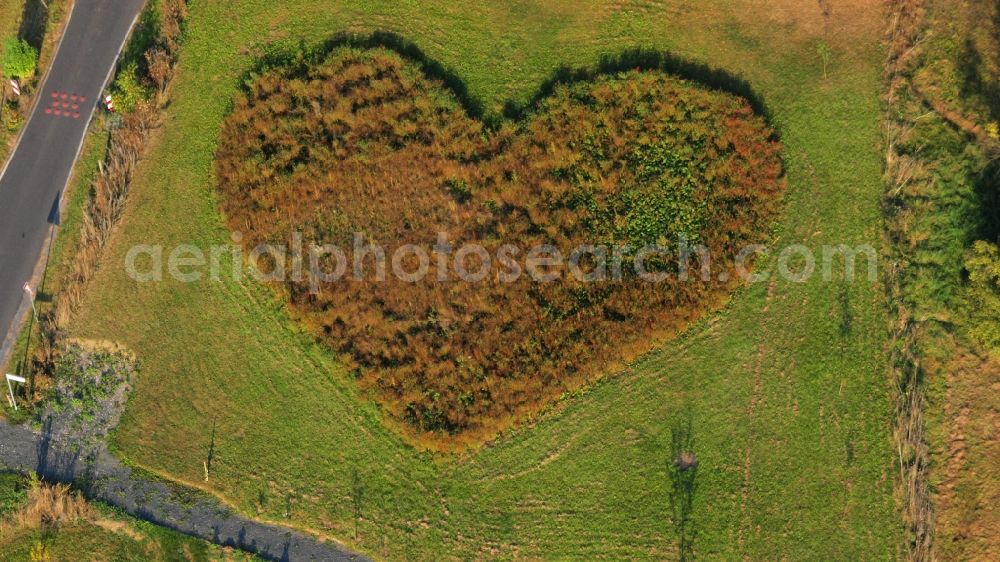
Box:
left=0, top=472, right=28, bottom=520
left=110, top=62, right=151, bottom=113
left=965, top=240, right=1000, bottom=352
left=1, top=37, right=38, bottom=80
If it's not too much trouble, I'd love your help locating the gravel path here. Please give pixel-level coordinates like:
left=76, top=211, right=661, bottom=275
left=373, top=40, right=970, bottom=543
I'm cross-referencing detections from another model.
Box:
left=0, top=419, right=368, bottom=561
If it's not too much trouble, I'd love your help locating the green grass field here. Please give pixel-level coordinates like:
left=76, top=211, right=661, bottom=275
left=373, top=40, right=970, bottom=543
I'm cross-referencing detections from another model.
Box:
left=69, top=0, right=900, bottom=559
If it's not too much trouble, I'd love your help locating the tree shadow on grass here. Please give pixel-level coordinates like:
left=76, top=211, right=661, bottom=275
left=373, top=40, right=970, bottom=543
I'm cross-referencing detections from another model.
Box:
left=237, top=31, right=776, bottom=134
left=974, top=159, right=1000, bottom=245
left=503, top=48, right=774, bottom=131
left=17, top=0, right=49, bottom=53
left=956, top=1, right=1000, bottom=126
left=668, top=413, right=698, bottom=561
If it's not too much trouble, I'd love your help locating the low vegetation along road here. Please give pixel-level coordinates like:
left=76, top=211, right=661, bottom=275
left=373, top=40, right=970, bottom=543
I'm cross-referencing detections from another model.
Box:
left=0, top=0, right=144, bottom=358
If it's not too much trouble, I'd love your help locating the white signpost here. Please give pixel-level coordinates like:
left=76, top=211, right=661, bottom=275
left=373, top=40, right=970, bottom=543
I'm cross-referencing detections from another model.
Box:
left=9, top=79, right=19, bottom=97
left=23, top=282, right=37, bottom=321
left=5, top=373, right=25, bottom=411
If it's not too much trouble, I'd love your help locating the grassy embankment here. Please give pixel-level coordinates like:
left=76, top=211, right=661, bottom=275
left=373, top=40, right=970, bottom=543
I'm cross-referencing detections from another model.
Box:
left=68, top=0, right=899, bottom=559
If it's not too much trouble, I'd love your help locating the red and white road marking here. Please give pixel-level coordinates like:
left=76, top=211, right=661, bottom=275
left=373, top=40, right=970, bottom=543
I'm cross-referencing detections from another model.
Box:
left=45, top=91, right=86, bottom=119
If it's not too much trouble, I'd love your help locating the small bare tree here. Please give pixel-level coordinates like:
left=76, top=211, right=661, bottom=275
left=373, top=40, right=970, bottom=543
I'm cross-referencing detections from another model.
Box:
left=817, top=41, right=834, bottom=80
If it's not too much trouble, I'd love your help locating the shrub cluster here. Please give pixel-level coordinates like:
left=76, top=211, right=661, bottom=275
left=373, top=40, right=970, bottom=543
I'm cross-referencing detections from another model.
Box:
left=1, top=37, right=37, bottom=80
left=37, top=342, right=137, bottom=452
left=216, top=47, right=783, bottom=447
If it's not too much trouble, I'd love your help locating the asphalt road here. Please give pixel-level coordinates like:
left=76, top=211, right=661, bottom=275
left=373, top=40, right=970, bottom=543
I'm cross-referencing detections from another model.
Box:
left=0, top=0, right=146, bottom=362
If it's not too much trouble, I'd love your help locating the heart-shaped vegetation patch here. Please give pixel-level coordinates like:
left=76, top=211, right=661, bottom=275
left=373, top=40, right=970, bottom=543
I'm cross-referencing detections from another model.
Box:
left=216, top=45, right=783, bottom=448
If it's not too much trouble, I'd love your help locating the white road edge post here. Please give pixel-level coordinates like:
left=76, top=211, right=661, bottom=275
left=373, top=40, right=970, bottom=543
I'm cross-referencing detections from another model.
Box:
left=22, top=282, right=37, bottom=321
left=5, top=373, right=25, bottom=411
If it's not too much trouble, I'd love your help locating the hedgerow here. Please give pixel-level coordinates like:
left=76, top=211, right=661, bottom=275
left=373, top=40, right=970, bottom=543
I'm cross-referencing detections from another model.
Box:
left=215, top=47, right=783, bottom=448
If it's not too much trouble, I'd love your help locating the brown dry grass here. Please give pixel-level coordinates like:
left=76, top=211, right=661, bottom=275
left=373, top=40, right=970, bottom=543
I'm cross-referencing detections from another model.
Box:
left=737, top=0, right=881, bottom=46
left=215, top=46, right=783, bottom=447
left=0, top=475, right=254, bottom=561
left=934, top=351, right=1000, bottom=561
left=0, top=478, right=90, bottom=538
